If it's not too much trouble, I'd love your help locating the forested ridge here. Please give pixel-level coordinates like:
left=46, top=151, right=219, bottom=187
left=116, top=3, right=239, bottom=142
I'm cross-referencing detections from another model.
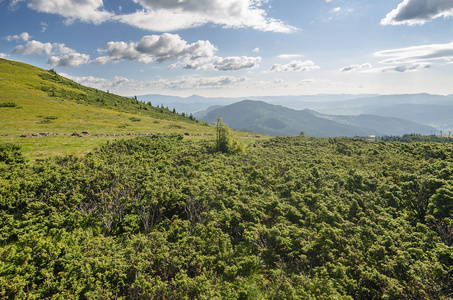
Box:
left=1, top=135, right=453, bottom=299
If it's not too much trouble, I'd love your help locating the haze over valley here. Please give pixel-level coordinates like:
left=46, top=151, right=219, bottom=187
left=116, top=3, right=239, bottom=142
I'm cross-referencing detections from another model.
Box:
left=139, top=93, right=453, bottom=137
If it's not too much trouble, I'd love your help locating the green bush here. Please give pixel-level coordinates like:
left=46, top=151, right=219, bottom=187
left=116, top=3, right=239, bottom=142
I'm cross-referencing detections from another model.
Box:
left=0, top=143, right=27, bottom=164
left=0, top=102, right=17, bottom=107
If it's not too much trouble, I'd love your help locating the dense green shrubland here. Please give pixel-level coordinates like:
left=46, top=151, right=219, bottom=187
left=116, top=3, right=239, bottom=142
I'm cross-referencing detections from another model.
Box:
left=380, top=133, right=453, bottom=143
left=1, top=136, right=453, bottom=299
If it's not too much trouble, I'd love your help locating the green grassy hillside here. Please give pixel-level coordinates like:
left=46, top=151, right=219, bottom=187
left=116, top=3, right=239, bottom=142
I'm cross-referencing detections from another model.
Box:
left=0, top=59, right=260, bottom=159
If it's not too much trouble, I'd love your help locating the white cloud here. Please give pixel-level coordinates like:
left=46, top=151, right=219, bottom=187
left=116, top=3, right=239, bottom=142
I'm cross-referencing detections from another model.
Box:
left=299, top=79, right=317, bottom=86
left=8, top=0, right=23, bottom=10
left=94, top=34, right=259, bottom=71
left=25, top=0, right=114, bottom=24
left=210, top=56, right=262, bottom=71
left=339, top=63, right=372, bottom=73
left=111, top=76, right=137, bottom=87
left=331, top=6, right=353, bottom=14
left=13, top=39, right=90, bottom=67
left=327, top=6, right=353, bottom=20
left=94, top=33, right=217, bottom=65
left=63, top=74, right=112, bottom=89
left=0, top=53, right=9, bottom=59
left=147, top=75, right=248, bottom=90
left=365, top=63, right=432, bottom=73
left=13, top=40, right=52, bottom=55
left=62, top=74, right=143, bottom=90
left=381, top=0, right=453, bottom=25
left=6, top=32, right=31, bottom=41
left=363, top=41, right=453, bottom=73
left=41, top=22, right=48, bottom=32
left=63, top=73, right=249, bottom=91
left=332, top=7, right=341, bottom=13
left=375, top=41, right=453, bottom=64
left=268, top=60, right=320, bottom=72
left=13, top=40, right=79, bottom=56
left=249, top=78, right=287, bottom=89
left=47, top=53, right=90, bottom=68
left=278, top=54, right=303, bottom=59
left=116, top=0, right=297, bottom=33
left=253, top=48, right=260, bottom=53
left=171, top=55, right=261, bottom=71
left=10, top=0, right=296, bottom=34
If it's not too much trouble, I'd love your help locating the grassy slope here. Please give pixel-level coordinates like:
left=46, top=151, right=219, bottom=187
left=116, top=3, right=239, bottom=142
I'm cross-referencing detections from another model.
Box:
left=0, top=59, right=264, bottom=159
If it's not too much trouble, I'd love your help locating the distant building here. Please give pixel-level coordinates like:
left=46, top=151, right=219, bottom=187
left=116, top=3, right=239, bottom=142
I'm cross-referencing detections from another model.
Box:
left=354, top=135, right=376, bottom=142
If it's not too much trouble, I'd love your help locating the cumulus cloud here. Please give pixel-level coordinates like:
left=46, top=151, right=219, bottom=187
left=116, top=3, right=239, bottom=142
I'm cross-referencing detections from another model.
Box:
left=94, top=34, right=260, bottom=71
left=116, top=0, right=297, bottom=33
left=170, top=55, right=261, bottom=71
left=47, top=53, right=90, bottom=68
left=13, top=40, right=79, bottom=56
left=94, top=33, right=217, bottom=65
left=268, top=60, right=320, bottom=72
left=13, top=39, right=90, bottom=67
left=25, top=0, right=114, bottom=24
left=375, top=41, right=453, bottom=64
left=381, top=0, right=453, bottom=25
left=5, top=32, right=31, bottom=41
left=13, top=40, right=53, bottom=55
left=210, top=56, right=262, bottom=71
left=11, top=0, right=296, bottom=33
left=0, top=53, right=9, bottom=59
left=253, top=48, right=260, bottom=53
left=340, top=63, right=372, bottom=73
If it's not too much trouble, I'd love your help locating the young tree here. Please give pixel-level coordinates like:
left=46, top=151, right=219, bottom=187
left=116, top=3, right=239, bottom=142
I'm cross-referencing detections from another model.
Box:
left=215, top=115, right=245, bottom=154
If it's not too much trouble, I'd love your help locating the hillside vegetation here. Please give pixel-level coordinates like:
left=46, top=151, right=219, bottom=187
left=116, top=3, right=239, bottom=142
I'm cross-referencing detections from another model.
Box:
left=1, top=59, right=253, bottom=159
left=1, top=135, right=453, bottom=299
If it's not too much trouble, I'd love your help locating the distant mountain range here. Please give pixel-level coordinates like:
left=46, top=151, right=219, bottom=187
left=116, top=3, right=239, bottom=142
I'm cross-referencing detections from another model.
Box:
left=137, top=93, right=379, bottom=114
left=138, top=93, right=453, bottom=135
left=194, top=100, right=437, bottom=138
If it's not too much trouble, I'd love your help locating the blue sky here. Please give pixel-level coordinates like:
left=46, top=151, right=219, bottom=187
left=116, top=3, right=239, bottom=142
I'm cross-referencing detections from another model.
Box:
left=1, top=0, right=453, bottom=97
